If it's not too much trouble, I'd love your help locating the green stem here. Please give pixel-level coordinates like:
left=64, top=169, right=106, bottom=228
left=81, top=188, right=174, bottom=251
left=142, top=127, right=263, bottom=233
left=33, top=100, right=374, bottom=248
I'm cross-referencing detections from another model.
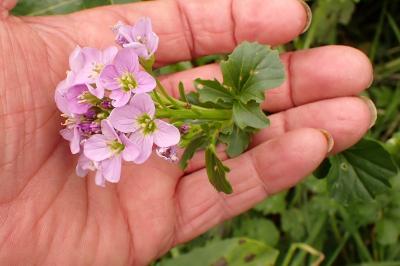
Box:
left=325, top=232, right=350, bottom=266
left=156, top=108, right=232, bottom=120
left=155, top=78, right=182, bottom=109
left=353, top=230, right=373, bottom=262
left=348, top=262, right=400, bottom=266
left=289, top=214, right=327, bottom=266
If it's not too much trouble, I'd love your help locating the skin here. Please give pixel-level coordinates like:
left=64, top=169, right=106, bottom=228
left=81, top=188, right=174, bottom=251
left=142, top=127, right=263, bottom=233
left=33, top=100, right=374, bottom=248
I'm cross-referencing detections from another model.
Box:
left=0, top=0, right=374, bottom=265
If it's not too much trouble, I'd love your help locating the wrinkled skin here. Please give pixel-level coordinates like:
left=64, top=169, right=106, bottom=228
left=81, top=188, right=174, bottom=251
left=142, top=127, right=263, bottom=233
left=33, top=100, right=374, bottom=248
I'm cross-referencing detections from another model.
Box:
left=0, top=0, right=374, bottom=265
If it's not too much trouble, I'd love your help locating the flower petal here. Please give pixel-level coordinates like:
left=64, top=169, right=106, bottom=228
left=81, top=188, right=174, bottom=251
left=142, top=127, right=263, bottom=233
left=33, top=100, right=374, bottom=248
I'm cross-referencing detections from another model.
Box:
left=109, top=104, right=141, bottom=133
left=70, top=126, right=81, bottom=154
left=120, top=134, right=140, bottom=162
left=135, top=71, right=156, bottom=93
left=101, top=155, right=122, bottom=183
left=132, top=17, right=151, bottom=37
left=114, top=48, right=139, bottom=74
left=154, top=120, right=180, bottom=147
left=87, top=83, right=104, bottom=99
left=69, top=46, right=84, bottom=72
left=110, top=89, right=131, bottom=107
left=102, top=46, right=118, bottom=64
left=130, top=93, right=155, bottom=117
left=95, top=169, right=106, bottom=187
left=100, top=120, right=119, bottom=140
left=99, top=65, right=120, bottom=91
left=60, top=127, right=73, bottom=141
left=55, top=89, right=70, bottom=115
left=61, top=127, right=81, bottom=154
left=76, top=153, right=93, bottom=177
left=81, top=47, right=102, bottom=63
left=65, top=84, right=91, bottom=114
left=129, top=131, right=154, bottom=164
left=84, top=134, right=113, bottom=161
left=147, top=32, right=159, bottom=56
left=124, top=43, right=148, bottom=58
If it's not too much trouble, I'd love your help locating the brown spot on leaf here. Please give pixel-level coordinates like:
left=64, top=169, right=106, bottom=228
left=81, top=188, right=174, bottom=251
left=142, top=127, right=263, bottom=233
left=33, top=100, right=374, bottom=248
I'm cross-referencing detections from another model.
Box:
left=244, top=253, right=256, bottom=263
left=212, top=257, right=228, bottom=266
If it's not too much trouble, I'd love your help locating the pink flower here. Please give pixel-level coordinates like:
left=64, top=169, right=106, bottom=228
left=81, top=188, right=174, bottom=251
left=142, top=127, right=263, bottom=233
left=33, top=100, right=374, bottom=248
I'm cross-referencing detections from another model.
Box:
left=63, top=84, right=92, bottom=115
left=84, top=120, right=139, bottom=183
left=76, top=153, right=98, bottom=177
left=60, top=120, right=81, bottom=154
left=100, top=48, right=156, bottom=107
left=55, top=72, right=83, bottom=154
left=109, top=93, right=180, bottom=164
left=113, top=17, right=159, bottom=59
left=70, top=46, right=118, bottom=98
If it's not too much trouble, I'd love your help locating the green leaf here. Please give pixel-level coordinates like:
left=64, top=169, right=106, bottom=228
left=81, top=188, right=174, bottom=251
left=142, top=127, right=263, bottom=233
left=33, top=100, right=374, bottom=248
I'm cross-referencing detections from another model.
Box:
left=179, top=135, right=208, bottom=170
left=233, top=218, right=280, bottom=247
left=221, top=42, right=285, bottom=104
left=313, top=158, right=332, bottom=179
left=233, top=101, right=269, bottom=129
left=160, top=238, right=279, bottom=266
left=205, top=148, right=232, bottom=194
left=178, top=82, right=189, bottom=103
left=220, top=125, right=251, bottom=158
left=197, top=79, right=234, bottom=105
left=12, top=0, right=140, bottom=16
left=376, top=218, right=399, bottom=245
left=281, top=208, right=306, bottom=241
left=254, top=192, right=287, bottom=215
left=327, top=138, right=397, bottom=204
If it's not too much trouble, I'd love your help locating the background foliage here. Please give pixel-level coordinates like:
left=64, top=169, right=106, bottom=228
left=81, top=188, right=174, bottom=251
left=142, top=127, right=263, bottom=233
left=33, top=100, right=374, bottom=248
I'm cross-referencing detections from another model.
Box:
left=12, top=0, right=400, bottom=265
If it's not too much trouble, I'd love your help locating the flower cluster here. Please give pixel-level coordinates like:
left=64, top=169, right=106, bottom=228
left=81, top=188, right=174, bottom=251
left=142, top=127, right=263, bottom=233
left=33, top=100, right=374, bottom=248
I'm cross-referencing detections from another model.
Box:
left=55, top=18, right=180, bottom=186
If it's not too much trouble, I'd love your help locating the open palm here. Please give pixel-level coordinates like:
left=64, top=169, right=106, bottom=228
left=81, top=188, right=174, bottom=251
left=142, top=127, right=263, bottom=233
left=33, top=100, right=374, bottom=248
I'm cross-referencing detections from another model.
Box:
left=0, top=0, right=375, bottom=265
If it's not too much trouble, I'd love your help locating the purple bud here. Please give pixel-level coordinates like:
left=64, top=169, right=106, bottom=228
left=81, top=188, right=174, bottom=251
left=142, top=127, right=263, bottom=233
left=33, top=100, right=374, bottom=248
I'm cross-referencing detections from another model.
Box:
left=156, top=146, right=179, bottom=163
left=78, top=121, right=92, bottom=134
left=101, top=100, right=112, bottom=109
left=84, top=109, right=97, bottom=119
left=78, top=121, right=101, bottom=135
left=112, top=22, right=130, bottom=46
left=179, top=124, right=190, bottom=134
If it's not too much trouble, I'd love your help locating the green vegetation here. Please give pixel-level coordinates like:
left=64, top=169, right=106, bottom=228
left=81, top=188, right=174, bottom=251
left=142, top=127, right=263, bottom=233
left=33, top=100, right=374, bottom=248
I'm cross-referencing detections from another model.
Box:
left=12, top=0, right=400, bottom=265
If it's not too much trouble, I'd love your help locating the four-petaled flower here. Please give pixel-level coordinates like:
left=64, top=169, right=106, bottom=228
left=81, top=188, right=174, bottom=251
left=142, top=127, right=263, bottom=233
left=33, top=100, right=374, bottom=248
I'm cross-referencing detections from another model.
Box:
left=113, top=17, right=159, bottom=59
left=100, top=48, right=156, bottom=107
left=70, top=46, right=118, bottom=98
left=84, top=120, right=140, bottom=183
left=109, top=93, right=180, bottom=163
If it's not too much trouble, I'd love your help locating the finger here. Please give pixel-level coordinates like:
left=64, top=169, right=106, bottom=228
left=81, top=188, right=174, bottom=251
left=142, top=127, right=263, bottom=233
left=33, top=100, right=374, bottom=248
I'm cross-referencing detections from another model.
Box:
left=161, top=45, right=373, bottom=112
left=24, top=0, right=309, bottom=64
left=179, top=96, right=373, bottom=175
left=174, top=128, right=329, bottom=244
left=0, top=0, right=17, bottom=19
left=252, top=97, right=375, bottom=153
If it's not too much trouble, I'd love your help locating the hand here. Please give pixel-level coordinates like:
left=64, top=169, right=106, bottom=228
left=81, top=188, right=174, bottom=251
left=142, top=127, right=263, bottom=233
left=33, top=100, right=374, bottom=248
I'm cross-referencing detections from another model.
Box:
left=0, top=0, right=375, bottom=264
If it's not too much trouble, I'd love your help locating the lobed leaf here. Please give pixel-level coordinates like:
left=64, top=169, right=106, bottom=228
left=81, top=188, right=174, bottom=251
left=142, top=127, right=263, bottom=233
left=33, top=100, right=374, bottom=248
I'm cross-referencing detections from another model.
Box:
left=197, top=79, right=233, bottom=105
left=160, top=238, right=279, bottom=266
left=205, top=148, right=232, bottom=194
left=220, top=125, right=251, bottom=158
left=233, top=101, right=269, bottom=129
left=221, top=42, right=285, bottom=104
left=179, top=134, right=208, bottom=169
left=326, top=138, right=397, bottom=204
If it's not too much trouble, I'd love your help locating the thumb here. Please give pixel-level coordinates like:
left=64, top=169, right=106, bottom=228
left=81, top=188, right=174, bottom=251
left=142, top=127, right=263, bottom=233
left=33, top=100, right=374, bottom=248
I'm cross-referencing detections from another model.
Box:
left=0, top=0, right=17, bottom=19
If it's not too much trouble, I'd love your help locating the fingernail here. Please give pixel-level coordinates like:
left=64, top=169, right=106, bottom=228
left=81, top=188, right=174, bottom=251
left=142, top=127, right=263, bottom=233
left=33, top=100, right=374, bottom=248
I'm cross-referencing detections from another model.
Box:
left=360, top=96, right=377, bottom=129
left=319, top=129, right=334, bottom=153
left=368, top=75, right=374, bottom=88
left=297, top=0, right=312, bottom=33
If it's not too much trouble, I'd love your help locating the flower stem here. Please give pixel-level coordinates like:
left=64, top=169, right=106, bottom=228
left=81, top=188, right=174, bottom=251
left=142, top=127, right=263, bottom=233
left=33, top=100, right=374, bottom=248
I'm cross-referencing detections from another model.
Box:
left=156, top=108, right=232, bottom=120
